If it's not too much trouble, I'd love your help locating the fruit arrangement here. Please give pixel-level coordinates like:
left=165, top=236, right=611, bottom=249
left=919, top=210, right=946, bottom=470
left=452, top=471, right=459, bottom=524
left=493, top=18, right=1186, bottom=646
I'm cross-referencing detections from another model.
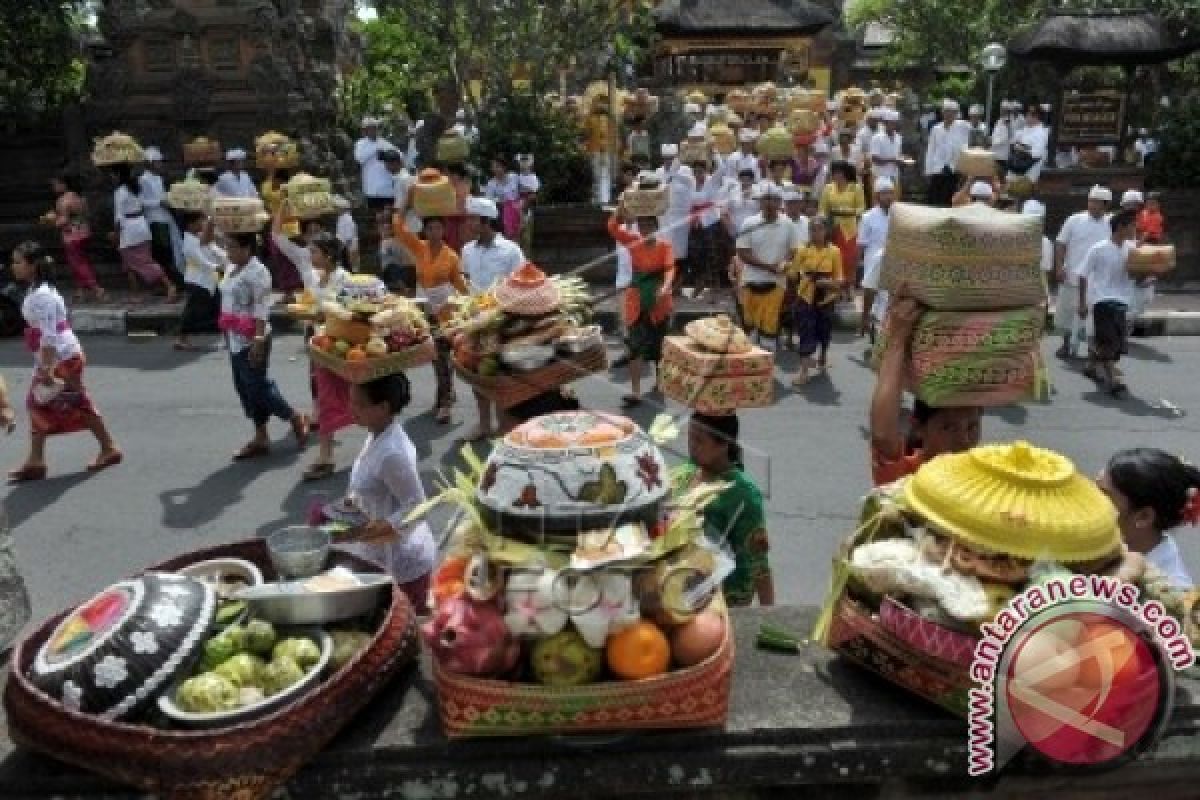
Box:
left=174, top=621, right=318, bottom=713
left=411, top=412, right=737, bottom=737
left=445, top=264, right=593, bottom=378
left=307, top=277, right=435, bottom=380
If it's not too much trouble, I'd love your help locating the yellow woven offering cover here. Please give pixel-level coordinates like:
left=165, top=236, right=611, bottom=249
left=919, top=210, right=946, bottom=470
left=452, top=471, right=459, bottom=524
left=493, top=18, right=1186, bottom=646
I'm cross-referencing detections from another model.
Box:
left=902, top=441, right=1119, bottom=563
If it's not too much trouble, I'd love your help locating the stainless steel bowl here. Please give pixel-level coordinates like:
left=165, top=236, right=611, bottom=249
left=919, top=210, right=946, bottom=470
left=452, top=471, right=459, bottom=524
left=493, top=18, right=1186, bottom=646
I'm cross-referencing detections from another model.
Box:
left=555, top=325, right=603, bottom=354
left=500, top=345, right=556, bottom=372
left=266, top=526, right=331, bottom=579
left=235, top=574, right=393, bottom=625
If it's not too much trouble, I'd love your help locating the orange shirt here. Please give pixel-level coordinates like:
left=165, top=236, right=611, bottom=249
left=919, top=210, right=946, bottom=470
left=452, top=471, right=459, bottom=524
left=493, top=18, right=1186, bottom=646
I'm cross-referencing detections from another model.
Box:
left=1137, top=208, right=1165, bottom=243
left=391, top=221, right=468, bottom=292
left=607, top=216, right=675, bottom=275
left=870, top=443, right=925, bottom=486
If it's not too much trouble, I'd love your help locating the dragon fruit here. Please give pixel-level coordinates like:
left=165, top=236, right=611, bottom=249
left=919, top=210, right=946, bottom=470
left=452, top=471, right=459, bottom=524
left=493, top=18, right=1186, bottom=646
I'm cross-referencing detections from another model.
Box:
left=421, top=596, right=521, bottom=677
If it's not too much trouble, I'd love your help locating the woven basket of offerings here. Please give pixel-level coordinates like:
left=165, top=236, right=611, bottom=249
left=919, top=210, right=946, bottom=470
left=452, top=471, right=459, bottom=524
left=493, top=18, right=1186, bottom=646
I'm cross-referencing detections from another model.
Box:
left=814, top=441, right=1193, bottom=718
left=167, top=177, right=212, bottom=213
left=183, top=137, right=222, bottom=167
left=255, top=132, right=299, bottom=170
left=414, top=411, right=736, bottom=737
left=758, top=126, right=794, bottom=161
left=1127, top=245, right=1176, bottom=277
left=871, top=308, right=1047, bottom=407
left=4, top=539, right=418, bottom=800
left=92, top=132, right=143, bottom=167
left=211, top=198, right=269, bottom=234
left=880, top=202, right=1045, bottom=311
left=412, top=169, right=458, bottom=217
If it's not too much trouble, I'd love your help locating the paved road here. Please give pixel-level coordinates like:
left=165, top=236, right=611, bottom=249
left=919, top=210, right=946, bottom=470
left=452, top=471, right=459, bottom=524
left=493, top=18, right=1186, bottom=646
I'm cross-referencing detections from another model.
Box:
left=2, top=331, right=1198, bottom=626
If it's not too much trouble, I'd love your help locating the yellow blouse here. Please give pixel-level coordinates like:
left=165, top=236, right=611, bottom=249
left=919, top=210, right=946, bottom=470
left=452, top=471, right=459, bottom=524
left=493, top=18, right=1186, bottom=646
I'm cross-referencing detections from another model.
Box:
left=787, top=243, right=844, bottom=306
left=819, top=182, right=866, bottom=239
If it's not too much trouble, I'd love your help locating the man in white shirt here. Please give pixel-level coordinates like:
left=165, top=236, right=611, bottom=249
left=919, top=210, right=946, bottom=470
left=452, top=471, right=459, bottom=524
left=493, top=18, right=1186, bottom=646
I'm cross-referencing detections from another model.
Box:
left=870, top=109, right=905, bottom=198
left=1021, top=199, right=1055, bottom=296
left=858, top=176, right=896, bottom=344
left=924, top=99, right=971, bottom=207
left=139, top=146, right=185, bottom=288
left=1055, top=185, right=1113, bottom=358
left=856, top=109, right=882, bottom=167
left=1078, top=209, right=1139, bottom=395
left=333, top=195, right=359, bottom=269
left=1008, top=104, right=1050, bottom=185
left=460, top=196, right=525, bottom=440
left=720, top=129, right=762, bottom=183
left=968, top=180, right=994, bottom=206
left=967, top=105, right=989, bottom=148
left=1134, top=129, right=1158, bottom=167
left=735, top=183, right=802, bottom=348
left=214, top=149, right=258, bottom=198
left=355, top=117, right=399, bottom=210
left=656, top=143, right=695, bottom=265
left=991, top=101, right=1016, bottom=171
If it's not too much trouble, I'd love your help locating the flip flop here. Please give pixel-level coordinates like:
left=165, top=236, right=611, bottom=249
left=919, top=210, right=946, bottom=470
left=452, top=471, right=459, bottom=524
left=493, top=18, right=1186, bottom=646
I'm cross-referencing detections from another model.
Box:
left=233, top=442, right=270, bottom=461
left=303, top=462, right=336, bottom=482
left=8, top=465, right=47, bottom=483
left=621, top=395, right=642, bottom=408
left=435, top=408, right=452, bottom=425
left=87, top=451, right=123, bottom=472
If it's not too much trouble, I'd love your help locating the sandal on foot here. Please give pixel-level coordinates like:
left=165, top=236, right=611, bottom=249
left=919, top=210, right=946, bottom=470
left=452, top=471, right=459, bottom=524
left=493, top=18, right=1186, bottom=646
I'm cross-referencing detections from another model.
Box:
left=436, top=408, right=452, bottom=425
left=621, top=394, right=642, bottom=408
left=791, top=373, right=810, bottom=388
left=8, top=465, right=47, bottom=483
left=233, top=442, right=270, bottom=461
left=303, top=462, right=336, bottom=482
left=87, top=451, right=123, bottom=472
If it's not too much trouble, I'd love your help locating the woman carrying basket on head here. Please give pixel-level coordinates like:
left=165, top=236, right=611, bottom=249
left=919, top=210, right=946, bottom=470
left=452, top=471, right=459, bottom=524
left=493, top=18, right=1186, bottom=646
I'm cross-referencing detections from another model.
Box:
left=393, top=202, right=468, bottom=425
left=272, top=209, right=348, bottom=481
left=608, top=200, right=676, bottom=408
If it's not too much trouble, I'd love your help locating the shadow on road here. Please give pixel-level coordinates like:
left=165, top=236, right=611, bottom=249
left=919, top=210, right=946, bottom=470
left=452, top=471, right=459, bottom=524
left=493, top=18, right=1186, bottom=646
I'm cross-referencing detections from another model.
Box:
left=1125, top=340, right=1172, bottom=363
left=6, top=471, right=93, bottom=529
left=1082, top=389, right=1183, bottom=418
left=159, top=447, right=307, bottom=531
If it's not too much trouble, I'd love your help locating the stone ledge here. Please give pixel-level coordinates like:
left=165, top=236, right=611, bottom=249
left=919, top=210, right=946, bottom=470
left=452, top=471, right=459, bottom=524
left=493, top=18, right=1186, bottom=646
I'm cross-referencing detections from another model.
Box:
left=2, top=606, right=1198, bottom=799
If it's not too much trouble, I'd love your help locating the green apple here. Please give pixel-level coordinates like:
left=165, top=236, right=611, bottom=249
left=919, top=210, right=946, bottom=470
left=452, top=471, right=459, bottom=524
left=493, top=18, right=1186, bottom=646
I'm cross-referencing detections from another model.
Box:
left=531, top=630, right=603, bottom=687
left=334, top=339, right=351, bottom=356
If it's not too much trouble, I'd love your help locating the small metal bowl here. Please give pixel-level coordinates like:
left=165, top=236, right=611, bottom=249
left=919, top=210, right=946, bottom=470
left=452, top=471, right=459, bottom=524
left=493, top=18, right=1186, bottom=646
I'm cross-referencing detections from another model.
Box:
left=555, top=325, right=603, bottom=354
left=500, top=345, right=556, bottom=372
left=266, top=526, right=331, bottom=579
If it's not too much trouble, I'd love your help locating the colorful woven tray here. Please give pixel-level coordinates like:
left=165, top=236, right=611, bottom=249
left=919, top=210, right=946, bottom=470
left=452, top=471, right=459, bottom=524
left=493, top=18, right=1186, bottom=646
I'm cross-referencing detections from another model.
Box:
left=433, top=608, right=733, bottom=738
left=309, top=337, right=436, bottom=384
left=453, top=345, right=607, bottom=411
left=4, top=540, right=419, bottom=800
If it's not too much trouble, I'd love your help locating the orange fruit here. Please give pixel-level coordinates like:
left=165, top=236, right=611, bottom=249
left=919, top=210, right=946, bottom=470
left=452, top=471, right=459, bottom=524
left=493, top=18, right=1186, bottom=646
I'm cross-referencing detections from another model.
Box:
left=606, top=621, right=670, bottom=680
left=346, top=347, right=368, bottom=362
left=431, top=555, right=470, bottom=604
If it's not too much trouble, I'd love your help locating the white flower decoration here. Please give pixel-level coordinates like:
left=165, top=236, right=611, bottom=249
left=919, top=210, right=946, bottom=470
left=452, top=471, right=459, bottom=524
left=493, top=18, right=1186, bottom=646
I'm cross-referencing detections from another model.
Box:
left=62, top=680, right=82, bottom=711
left=161, top=584, right=191, bottom=598
left=94, top=655, right=128, bottom=689
left=130, top=631, right=159, bottom=655
left=148, top=601, right=183, bottom=628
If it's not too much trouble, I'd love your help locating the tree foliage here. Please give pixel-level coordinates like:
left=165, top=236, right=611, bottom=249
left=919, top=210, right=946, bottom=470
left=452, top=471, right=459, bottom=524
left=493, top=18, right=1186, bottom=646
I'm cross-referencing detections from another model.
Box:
left=474, top=94, right=593, bottom=204
left=337, top=9, right=441, bottom=134
left=0, top=1, right=88, bottom=124
left=368, top=0, right=656, bottom=113
left=847, top=0, right=1200, bottom=101
left=1148, top=97, right=1200, bottom=188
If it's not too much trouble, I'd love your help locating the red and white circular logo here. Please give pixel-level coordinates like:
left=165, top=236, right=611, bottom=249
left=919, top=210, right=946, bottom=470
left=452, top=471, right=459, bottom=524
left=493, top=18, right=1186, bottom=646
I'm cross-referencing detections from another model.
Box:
left=1001, top=608, right=1169, bottom=767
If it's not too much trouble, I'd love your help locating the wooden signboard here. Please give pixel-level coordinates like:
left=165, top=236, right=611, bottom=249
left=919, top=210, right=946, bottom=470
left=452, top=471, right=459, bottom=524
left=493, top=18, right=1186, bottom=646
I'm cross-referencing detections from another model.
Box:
left=1057, top=91, right=1126, bottom=145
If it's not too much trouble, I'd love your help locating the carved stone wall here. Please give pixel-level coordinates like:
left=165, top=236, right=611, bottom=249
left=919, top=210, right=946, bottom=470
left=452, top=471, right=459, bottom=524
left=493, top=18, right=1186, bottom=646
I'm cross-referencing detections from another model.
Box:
left=80, top=0, right=356, bottom=233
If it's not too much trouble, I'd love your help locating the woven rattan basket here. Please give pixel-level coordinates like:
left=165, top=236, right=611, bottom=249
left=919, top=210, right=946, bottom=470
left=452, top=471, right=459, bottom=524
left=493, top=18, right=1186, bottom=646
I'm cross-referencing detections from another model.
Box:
left=453, top=345, right=607, bottom=411
left=433, top=602, right=733, bottom=737
left=309, top=336, right=436, bottom=383
left=4, top=540, right=419, bottom=800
